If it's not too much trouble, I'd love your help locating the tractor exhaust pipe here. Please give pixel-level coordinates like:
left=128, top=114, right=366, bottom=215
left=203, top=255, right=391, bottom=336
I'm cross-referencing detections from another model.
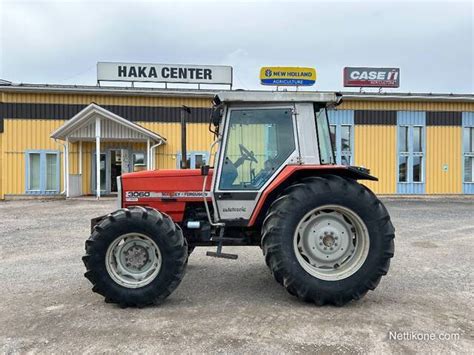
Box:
left=181, top=106, right=191, bottom=169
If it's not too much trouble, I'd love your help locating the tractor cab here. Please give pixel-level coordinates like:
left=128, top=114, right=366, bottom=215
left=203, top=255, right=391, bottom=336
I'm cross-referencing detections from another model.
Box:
left=205, top=91, right=371, bottom=225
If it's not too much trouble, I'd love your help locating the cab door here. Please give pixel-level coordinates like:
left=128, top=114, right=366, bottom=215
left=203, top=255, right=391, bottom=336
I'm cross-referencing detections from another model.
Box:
left=212, top=105, right=299, bottom=223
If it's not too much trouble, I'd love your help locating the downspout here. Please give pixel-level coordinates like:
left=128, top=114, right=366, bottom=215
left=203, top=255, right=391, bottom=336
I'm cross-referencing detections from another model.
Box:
left=150, top=140, right=164, bottom=170
left=65, top=136, right=69, bottom=198
left=55, top=138, right=67, bottom=195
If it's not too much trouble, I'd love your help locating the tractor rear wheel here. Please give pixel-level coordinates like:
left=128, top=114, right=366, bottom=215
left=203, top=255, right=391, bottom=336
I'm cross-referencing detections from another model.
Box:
left=262, top=175, right=394, bottom=306
left=82, top=206, right=187, bottom=307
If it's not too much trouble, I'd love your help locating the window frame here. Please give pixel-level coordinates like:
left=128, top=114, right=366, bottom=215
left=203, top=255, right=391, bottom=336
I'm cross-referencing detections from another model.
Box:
left=463, top=125, right=474, bottom=184
left=215, top=105, right=298, bottom=193
left=461, top=112, right=474, bottom=194
left=131, top=150, right=147, bottom=172
left=328, top=110, right=354, bottom=166
left=176, top=151, right=210, bottom=169
left=396, top=111, right=426, bottom=195
left=397, top=125, right=425, bottom=184
left=25, top=150, right=60, bottom=195
left=314, top=107, right=335, bottom=165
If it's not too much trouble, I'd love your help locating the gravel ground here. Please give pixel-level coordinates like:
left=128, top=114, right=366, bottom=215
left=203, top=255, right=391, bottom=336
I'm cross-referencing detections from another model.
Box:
left=0, top=197, right=473, bottom=353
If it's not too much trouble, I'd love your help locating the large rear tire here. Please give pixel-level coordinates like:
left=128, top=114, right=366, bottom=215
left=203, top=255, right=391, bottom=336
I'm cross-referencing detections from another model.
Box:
left=82, top=206, right=187, bottom=307
left=262, top=175, right=394, bottom=306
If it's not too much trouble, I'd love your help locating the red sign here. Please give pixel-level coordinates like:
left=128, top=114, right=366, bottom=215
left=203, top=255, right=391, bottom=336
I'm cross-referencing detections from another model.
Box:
left=344, top=67, right=400, bottom=88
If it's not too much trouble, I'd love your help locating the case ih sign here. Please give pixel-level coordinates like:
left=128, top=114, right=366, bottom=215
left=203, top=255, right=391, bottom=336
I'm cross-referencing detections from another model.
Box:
left=343, top=67, right=400, bottom=88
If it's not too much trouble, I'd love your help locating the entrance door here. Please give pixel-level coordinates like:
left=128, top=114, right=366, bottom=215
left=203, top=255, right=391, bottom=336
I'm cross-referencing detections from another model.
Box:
left=110, top=150, right=122, bottom=192
left=92, top=149, right=147, bottom=195
left=92, top=153, right=107, bottom=194
left=397, top=112, right=426, bottom=194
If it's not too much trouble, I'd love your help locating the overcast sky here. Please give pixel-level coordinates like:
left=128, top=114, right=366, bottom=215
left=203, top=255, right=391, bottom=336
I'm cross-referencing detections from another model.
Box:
left=0, top=0, right=473, bottom=93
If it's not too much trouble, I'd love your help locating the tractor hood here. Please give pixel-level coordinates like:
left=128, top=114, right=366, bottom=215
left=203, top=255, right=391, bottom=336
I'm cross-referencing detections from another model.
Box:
left=120, top=168, right=213, bottom=222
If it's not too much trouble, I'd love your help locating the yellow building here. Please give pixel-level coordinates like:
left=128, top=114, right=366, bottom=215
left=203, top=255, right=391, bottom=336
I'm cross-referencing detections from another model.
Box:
left=0, top=81, right=473, bottom=199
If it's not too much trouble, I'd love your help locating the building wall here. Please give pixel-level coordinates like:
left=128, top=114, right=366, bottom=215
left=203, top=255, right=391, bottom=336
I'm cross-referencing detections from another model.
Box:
left=339, top=100, right=474, bottom=112
left=0, top=91, right=473, bottom=198
left=354, top=125, right=397, bottom=194
left=2, top=119, right=65, bottom=196
left=426, top=126, right=462, bottom=194
left=0, top=133, right=3, bottom=199
left=0, top=120, right=214, bottom=196
left=0, top=92, right=212, bottom=108
left=0, top=91, right=214, bottom=196
left=340, top=99, right=471, bottom=194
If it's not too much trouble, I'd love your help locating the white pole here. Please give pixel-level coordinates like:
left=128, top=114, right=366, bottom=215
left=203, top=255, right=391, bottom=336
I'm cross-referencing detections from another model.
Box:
left=96, top=117, right=101, bottom=199
left=56, top=139, right=66, bottom=194
left=65, top=136, right=70, bottom=198
left=147, top=139, right=151, bottom=170
left=79, top=140, right=82, bottom=175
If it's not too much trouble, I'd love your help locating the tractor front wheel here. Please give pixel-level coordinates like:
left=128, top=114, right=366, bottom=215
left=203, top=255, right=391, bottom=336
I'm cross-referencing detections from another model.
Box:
left=262, top=175, right=395, bottom=306
left=82, top=207, right=188, bottom=307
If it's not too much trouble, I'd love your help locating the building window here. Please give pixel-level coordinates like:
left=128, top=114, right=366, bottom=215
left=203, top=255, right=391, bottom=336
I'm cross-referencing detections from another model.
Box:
left=398, top=126, right=409, bottom=182
left=398, top=125, right=424, bottom=183
left=397, top=111, right=426, bottom=194
left=328, top=110, right=354, bottom=166
left=132, top=152, right=146, bottom=172
left=329, top=123, right=353, bottom=165
left=176, top=151, right=209, bottom=169
left=26, top=151, right=60, bottom=194
left=464, top=126, right=474, bottom=183
left=28, top=153, right=41, bottom=191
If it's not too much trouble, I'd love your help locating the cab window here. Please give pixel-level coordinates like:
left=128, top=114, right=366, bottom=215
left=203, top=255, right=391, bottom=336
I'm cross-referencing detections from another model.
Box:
left=219, top=108, right=295, bottom=190
left=315, top=107, right=335, bottom=164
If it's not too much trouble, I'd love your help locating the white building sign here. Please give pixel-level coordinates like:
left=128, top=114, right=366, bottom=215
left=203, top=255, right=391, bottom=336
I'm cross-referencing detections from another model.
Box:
left=97, top=62, right=233, bottom=85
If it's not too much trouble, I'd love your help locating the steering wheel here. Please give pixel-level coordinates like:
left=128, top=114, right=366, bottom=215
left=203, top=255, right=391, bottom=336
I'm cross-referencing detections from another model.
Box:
left=239, top=144, right=258, bottom=164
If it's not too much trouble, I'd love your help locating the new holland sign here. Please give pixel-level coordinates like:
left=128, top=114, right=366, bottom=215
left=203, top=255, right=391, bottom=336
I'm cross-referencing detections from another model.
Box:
left=97, top=62, right=233, bottom=85
left=260, top=67, right=316, bottom=86
left=343, top=67, right=400, bottom=88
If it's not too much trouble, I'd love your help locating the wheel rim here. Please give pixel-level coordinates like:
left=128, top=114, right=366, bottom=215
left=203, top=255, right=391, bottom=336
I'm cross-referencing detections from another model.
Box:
left=293, top=205, right=370, bottom=281
left=105, top=233, right=162, bottom=288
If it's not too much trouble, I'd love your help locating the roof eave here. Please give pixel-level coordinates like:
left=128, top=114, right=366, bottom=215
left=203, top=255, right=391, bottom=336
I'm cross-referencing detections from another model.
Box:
left=50, top=103, right=166, bottom=143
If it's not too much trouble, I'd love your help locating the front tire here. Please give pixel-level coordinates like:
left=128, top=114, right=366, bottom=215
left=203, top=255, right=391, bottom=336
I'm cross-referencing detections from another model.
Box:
left=82, top=206, right=188, bottom=307
left=262, top=175, right=395, bottom=306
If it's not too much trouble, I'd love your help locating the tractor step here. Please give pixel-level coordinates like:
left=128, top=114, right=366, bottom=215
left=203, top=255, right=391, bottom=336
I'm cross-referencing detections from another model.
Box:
left=206, top=251, right=238, bottom=259
left=206, top=228, right=238, bottom=260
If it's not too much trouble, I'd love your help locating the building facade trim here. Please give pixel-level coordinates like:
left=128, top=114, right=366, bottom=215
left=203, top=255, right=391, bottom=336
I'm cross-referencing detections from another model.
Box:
left=426, top=111, right=462, bottom=126
left=354, top=110, right=397, bottom=125
left=0, top=102, right=212, bottom=125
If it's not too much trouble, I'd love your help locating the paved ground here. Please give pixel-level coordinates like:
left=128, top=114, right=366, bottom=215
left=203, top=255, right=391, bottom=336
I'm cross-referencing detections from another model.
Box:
left=0, top=197, right=473, bottom=353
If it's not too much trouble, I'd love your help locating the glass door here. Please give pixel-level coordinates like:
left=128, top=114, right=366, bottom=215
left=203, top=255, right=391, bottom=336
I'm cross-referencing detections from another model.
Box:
left=110, top=150, right=122, bottom=192
left=92, top=153, right=108, bottom=194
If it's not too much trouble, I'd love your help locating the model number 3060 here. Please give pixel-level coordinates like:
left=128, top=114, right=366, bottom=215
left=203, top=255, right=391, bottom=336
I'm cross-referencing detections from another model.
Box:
left=126, top=191, right=151, bottom=198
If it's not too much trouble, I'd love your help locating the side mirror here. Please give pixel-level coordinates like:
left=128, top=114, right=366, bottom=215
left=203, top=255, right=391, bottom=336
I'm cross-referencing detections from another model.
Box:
left=211, top=107, right=223, bottom=126
left=201, top=165, right=210, bottom=176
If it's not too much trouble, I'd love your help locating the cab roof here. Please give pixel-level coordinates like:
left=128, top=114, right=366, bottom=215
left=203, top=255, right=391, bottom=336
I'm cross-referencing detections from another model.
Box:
left=215, top=91, right=342, bottom=105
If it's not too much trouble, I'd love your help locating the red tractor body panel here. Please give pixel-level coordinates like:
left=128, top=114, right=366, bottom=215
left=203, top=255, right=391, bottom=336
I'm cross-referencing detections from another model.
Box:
left=121, top=169, right=212, bottom=222
left=120, top=165, right=375, bottom=226
left=247, top=164, right=374, bottom=226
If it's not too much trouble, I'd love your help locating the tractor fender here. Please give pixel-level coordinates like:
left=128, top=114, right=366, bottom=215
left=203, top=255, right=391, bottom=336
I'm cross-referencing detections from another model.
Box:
left=248, top=165, right=377, bottom=227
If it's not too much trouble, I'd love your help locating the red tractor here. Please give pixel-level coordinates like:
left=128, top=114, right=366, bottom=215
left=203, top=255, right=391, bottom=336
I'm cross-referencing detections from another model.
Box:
left=83, top=91, right=394, bottom=307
